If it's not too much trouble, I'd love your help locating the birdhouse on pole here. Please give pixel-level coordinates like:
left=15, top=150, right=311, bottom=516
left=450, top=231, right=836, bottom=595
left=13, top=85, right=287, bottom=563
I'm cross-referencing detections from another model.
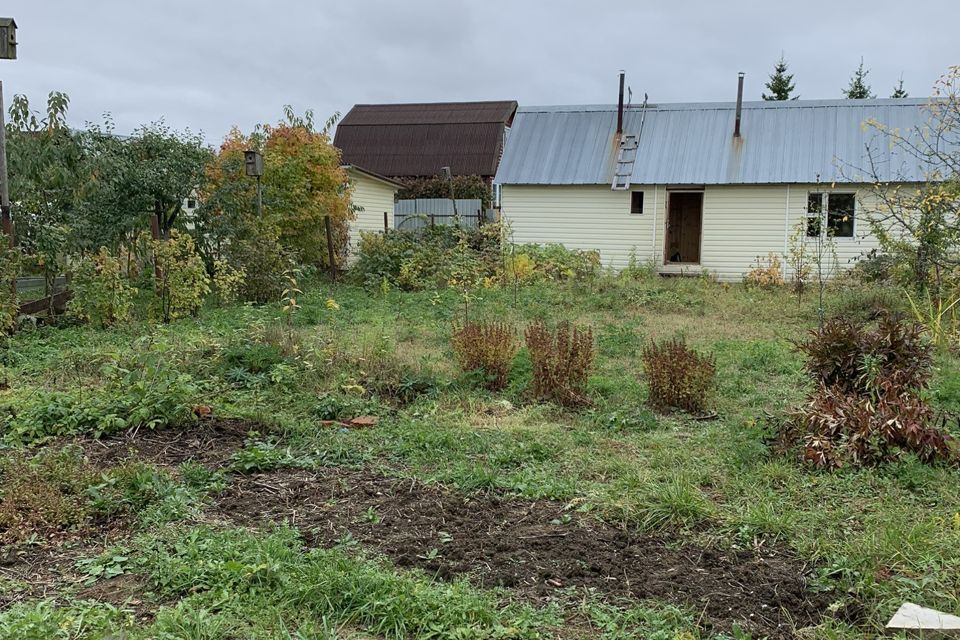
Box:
left=0, top=18, right=17, bottom=60
left=244, top=150, right=263, bottom=177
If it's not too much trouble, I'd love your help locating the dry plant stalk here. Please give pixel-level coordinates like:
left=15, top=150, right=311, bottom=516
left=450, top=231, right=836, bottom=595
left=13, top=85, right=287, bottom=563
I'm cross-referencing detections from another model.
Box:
left=524, top=320, right=594, bottom=406
left=451, top=321, right=518, bottom=391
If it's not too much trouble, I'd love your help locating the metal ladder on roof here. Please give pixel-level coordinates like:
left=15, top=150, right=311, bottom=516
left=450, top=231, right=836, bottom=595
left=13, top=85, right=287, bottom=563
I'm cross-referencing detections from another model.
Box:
left=611, top=134, right=638, bottom=190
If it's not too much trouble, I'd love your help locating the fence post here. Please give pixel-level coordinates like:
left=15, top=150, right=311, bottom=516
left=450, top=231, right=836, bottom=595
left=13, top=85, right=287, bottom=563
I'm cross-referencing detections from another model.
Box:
left=430, top=213, right=435, bottom=228
left=324, top=215, right=337, bottom=281
left=383, top=211, right=389, bottom=234
left=477, top=209, right=483, bottom=227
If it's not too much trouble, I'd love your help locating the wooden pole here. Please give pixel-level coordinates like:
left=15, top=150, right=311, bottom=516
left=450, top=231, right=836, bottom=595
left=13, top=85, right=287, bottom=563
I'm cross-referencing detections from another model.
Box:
left=324, top=215, right=336, bottom=281
left=0, top=81, right=13, bottom=249
left=0, top=80, right=15, bottom=299
left=383, top=211, right=388, bottom=234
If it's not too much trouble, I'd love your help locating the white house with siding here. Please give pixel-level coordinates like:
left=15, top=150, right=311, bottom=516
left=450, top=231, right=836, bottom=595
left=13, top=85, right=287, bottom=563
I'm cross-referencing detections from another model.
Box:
left=494, top=95, right=941, bottom=281
left=343, top=165, right=401, bottom=256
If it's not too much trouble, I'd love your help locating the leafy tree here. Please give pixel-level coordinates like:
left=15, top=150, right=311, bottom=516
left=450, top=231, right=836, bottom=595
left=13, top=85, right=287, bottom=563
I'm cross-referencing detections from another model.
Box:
left=858, top=66, right=960, bottom=294
left=762, top=55, right=798, bottom=101
left=74, top=120, right=211, bottom=250
left=891, top=77, right=909, bottom=98
left=5, top=92, right=83, bottom=300
left=202, top=107, right=353, bottom=274
left=844, top=58, right=876, bottom=99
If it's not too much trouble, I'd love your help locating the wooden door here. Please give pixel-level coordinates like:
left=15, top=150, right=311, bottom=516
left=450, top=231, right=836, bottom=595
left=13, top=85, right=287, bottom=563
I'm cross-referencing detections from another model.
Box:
left=665, top=192, right=703, bottom=264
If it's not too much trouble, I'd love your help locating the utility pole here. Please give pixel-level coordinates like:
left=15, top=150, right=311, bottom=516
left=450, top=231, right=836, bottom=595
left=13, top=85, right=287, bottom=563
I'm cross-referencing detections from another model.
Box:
left=0, top=18, right=18, bottom=303
left=244, top=150, right=264, bottom=217
left=0, top=80, right=11, bottom=247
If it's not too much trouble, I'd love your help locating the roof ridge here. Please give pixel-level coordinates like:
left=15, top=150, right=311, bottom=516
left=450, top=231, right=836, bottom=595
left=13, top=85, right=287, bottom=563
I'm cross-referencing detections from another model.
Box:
left=518, top=98, right=932, bottom=114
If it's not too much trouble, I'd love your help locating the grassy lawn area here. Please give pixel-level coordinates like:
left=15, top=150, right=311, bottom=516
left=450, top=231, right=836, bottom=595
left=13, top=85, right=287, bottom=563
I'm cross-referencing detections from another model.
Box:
left=1, top=273, right=958, bottom=639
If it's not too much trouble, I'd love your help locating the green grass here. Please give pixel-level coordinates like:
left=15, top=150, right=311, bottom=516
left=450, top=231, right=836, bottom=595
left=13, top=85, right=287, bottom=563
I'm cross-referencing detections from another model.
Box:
left=1, top=274, right=958, bottom=638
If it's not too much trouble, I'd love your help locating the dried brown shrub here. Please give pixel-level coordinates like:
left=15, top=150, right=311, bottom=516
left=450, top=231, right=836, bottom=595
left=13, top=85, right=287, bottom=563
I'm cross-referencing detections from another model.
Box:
left=792, top=315, right=957, bottom=468
left=451, top=321, right=518, bottom=391
left=799, top=380, right=955, bottom=469
left=524, top=320, right=594, bottom=406
left=641, top=337, right=716, bottom=414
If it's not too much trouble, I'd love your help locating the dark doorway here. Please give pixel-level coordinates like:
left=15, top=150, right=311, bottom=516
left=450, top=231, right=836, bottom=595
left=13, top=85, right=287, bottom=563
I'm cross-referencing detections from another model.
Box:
left=665, top=192, right=703, bottom=264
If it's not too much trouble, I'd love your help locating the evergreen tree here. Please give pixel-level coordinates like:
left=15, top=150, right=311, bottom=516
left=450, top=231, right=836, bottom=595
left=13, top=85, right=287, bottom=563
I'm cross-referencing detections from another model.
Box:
left=762, top=55, right=798, bottom=100
left=891, top=76, right=909, bottom=98
left=843, top=58, right=876, bottom=99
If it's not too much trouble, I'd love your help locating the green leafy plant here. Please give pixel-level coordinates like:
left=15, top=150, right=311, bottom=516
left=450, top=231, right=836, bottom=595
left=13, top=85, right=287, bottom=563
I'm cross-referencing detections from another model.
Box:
left=211, top=258, right=245, bottom=305
left=68, top=247, right=137, bottom=327
left=0, top=246, right=21, bottom=333
left=641, top=337, right=716, bottom=414
left=905, top=288, right=960, bottom=350
left=524, top=320, right=594, bottom=406
left=4, top=340, right=197, bottom=443
left=152, top=230, right=211, bottom=322
left=451, top=321, right=518, bottom=391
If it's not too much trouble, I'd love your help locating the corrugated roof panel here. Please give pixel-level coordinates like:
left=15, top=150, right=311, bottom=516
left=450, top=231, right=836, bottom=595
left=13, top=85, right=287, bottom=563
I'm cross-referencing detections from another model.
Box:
left=335, top=101, right=517, bottom=177
left=495, top=98, right=948, bottom=185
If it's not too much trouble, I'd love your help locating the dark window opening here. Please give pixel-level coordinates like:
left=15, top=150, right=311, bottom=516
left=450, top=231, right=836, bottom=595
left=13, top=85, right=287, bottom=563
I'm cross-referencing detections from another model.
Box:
left=187, top=198, right=197, bottom=209
left=806, top=193, right=823, bottom=237
left=806, top=192, right=855, bottom=238
left=630, top=191, right=644, bottom=214
left=828, top=193, right=855, bottom=238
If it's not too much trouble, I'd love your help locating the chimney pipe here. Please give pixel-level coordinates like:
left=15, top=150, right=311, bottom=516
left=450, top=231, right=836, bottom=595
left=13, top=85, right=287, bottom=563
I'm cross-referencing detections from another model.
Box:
left=617, top=71, right=625, bottom=135
left=734, top=72, right=744, bottom=138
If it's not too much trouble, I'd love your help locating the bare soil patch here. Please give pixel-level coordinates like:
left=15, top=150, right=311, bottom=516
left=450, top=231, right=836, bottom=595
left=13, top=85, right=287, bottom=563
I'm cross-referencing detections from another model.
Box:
left=0, top=522, right=127, bottom=611
left=77, top=417, right=258, bottom=468
left=218, top=468, right=832, bottom=639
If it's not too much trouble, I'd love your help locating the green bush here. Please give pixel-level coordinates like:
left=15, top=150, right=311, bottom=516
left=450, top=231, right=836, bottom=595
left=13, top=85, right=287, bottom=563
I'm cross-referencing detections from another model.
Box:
left=0, top=246, right=21, bottom=333
left=509, top=243, right=600, bottom=282
left=351, top=224, right=502, bottom=290
left=68, top=247, right=137, bottom=327
left=151, top=230, right=210, bottom=322
left=221, top=342, right=285, bottom=375
left=395, top=174, right=492, bottom=208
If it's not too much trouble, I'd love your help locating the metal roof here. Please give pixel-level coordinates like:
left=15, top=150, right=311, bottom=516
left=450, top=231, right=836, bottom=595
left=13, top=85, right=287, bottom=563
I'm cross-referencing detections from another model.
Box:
left=495, top=98, right=946, bottom=185
left=335, top=101, right=517, bottom=178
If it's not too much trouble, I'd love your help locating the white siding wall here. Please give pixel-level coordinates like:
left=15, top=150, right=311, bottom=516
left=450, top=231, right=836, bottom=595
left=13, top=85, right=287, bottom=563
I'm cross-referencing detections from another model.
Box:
left=502, top=183, right=883, bottom=281
left=347, top=170, right=397, bottom=258
left=501, top=185, right=663, bottom=268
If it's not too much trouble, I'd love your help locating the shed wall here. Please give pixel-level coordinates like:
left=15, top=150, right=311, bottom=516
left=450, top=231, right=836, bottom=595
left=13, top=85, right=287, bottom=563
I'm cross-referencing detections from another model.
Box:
left=348, top=170, right=397, bottom=256
left=501, top=184, right=882, bottom=281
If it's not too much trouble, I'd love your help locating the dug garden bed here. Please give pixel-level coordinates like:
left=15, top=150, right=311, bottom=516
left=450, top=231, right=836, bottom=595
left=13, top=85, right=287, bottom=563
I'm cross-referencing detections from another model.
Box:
left=75, top=416, right=260, bottom=469
left=218, top=466, right=834, bottom=639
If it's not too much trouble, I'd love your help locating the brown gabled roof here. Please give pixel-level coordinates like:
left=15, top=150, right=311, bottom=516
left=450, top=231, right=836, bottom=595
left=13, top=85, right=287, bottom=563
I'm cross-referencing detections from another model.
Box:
left=334, top=101, right=518, bottom=178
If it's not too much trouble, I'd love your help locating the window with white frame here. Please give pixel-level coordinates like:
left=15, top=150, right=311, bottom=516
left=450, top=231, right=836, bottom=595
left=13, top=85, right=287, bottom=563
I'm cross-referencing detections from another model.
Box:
left=806, top=192, right=855, bottom=238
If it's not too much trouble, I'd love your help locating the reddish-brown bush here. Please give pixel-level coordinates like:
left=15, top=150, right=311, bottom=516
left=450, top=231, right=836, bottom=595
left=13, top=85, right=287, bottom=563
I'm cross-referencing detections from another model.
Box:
left=799, top=381, right=955, bottom=469
left=795, top=316, right=931, bottom=395
left=793, top=315, right=956, bottom=468
left=451, top=322, right=518, bottom=391
left=641, top=337, right=716, bottom=414
left=525, top=320, right=594, bottom=406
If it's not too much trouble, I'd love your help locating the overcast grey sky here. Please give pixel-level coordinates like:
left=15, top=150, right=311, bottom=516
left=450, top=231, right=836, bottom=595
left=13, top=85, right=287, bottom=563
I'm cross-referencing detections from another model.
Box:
left=3, top=1, right=957, bottom=143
